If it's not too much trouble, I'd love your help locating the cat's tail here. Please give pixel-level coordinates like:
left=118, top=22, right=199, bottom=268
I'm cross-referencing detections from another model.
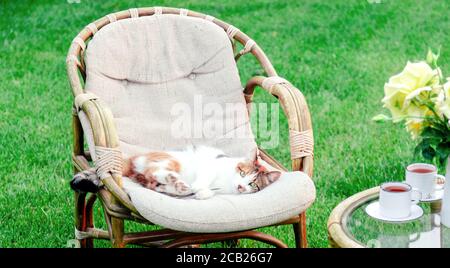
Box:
left=70, top=168, right=102, bottom=193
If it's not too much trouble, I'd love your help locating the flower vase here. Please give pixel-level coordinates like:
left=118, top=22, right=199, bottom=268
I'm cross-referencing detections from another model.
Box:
left=441, top=157, right=450, bottom=228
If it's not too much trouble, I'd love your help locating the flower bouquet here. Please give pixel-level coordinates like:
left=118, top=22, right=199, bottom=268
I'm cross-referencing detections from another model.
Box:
left=374, top=50, right=450, bottom=166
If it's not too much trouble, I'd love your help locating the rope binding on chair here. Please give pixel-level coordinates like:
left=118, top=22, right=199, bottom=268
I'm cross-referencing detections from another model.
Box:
left=95, top=146, right=123, bottom=180
left=129, top=8, right=139, bottom=18
left=106, top=14, right=117, bottom=23
left=204, top=15, right=215, bottom=22
left=242, top=39, right=256, bottom=53
left=74, top=93, right=99, bottom=111
left=261, top=76, right=289, bottom=93
left=66, top=54, right=81, bottom=67
left=86, top=23, right=98, bottom=35
left=179, top=8, right=189, bottom=16
left=289, top=129, right=314, bottom=159
left=226, top=25, right=239, bottom=40
left=74, top=228, right=102, bottom=240
left=74, top=228, right=91, bottom=240
left=154, top=6, right=163, bottom=15
left=72, top=37, right=86, bottom=51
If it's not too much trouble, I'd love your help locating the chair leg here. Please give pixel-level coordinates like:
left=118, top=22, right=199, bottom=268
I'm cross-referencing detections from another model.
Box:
left=293, top=212, right=308, bottom=248
left=74, top=191, right=97, bottom=248
left=74, top=192, right=88, bottom=248
left=84, top=194, right=96, bottom=248
left=111, top=217, right=125, bottom=248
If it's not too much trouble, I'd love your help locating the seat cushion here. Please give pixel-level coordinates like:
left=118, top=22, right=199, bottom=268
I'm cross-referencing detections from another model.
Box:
left=84, top=14, right=257, bottom=158
left=121, top=171, right=316, bottom=233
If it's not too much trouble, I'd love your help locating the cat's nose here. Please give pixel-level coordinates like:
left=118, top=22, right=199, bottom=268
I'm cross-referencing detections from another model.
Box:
left=237, top=185, right=245, bottom=193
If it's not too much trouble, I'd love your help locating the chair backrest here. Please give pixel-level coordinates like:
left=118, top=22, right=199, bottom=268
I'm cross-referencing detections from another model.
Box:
left=80, top=12, right=257, bottom=157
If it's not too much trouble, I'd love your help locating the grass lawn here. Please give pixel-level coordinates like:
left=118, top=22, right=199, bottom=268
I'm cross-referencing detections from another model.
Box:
left=1, top=0, right=449, bottom=248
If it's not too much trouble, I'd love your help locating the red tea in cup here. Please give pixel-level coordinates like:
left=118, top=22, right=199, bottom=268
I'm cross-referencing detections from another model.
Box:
left=409, top=168, right=434, bottom=174
left=384, top=186, right=408, bottom=193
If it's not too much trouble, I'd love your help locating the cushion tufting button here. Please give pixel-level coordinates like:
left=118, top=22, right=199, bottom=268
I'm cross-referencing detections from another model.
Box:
left=188, top=73, right=196, bottom=80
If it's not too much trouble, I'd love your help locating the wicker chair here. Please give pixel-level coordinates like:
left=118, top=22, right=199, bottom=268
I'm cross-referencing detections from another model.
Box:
left=67, top=7, right=315, bottom=248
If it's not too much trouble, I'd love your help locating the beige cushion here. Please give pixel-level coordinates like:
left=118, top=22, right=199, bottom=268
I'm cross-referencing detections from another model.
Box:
left=84, top=14, right=256, bottom=158
left=122, top=171, right=316, bottom=233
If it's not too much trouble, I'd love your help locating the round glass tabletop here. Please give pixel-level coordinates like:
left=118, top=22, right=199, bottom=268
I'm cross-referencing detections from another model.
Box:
left=341, top=189, right=450, bottom=248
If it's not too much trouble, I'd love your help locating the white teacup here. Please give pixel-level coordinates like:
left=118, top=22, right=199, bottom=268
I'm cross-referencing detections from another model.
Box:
left=379, top=182, right=421, bottom=219
left=405, top=163, right=445, bottom=200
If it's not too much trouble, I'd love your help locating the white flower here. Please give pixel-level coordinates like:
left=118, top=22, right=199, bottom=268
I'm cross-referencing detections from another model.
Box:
left=382, top=61, right=440, bottom=122
left=437, top=80, right=450, bottom=118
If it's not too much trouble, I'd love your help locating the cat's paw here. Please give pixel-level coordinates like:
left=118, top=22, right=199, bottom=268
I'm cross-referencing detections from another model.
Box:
left=155, top=181, right=192, bottom=196
left=174, top=181, right=192, bottom=195
left=152, top=170, right=180, bottom=185
left=195, top=189, right=214, bottom=200
left=165, top=173, right=180, bottom=184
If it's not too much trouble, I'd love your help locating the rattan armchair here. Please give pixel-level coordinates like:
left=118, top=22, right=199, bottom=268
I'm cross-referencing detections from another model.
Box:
left=67, top=7, right=315, bottom=248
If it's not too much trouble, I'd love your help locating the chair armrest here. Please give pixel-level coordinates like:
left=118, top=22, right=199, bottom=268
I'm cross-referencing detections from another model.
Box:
left=244, top=76, right=314, bottom=177
left=74, top=93, right=138, bottom=214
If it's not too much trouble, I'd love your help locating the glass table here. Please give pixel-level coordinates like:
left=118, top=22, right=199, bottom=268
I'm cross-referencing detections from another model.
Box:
left=328, top=187, right=450, bottom=248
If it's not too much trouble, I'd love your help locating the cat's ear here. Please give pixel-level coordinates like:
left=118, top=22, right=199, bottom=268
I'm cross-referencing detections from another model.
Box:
left=236, top=162, right=244, bottom=172
left=266, top=171, right=281, bottom=182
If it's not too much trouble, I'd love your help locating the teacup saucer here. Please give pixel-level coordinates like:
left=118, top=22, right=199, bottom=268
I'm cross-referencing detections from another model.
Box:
left=419, top=188, right=444, bottom=202
left=365, top=201, right=423, bottom=223
left=403, top=181, right=445, bottom=202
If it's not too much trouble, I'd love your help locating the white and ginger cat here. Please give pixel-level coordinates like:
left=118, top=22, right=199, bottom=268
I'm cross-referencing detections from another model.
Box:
left=122, top=146, right=281, bottom=199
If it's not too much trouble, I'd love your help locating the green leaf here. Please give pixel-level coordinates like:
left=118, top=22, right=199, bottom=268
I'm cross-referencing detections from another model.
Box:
left=422, top=146, right=436, bottom=160
left=417, top=138, right=432, bottom=150
left=439, top=158, right=446, bottom=167
left=414, top=143, right=423, bottom=156
left=420, top=127, right=445, bottom=140
left=426, top=47, right=440, bottom=67
left=436, top=142, right=450, bottom=159
left=427, top=49, right=435, bottom=65
left=371, top=114, right=391, bottom=122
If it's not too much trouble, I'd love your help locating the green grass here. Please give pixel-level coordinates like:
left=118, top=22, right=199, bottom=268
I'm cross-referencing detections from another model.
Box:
left=1, top=0, right=449, bottom=248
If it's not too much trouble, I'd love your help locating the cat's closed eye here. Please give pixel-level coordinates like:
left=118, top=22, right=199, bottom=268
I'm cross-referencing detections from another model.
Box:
left=249, top=181, right=259, bottom=191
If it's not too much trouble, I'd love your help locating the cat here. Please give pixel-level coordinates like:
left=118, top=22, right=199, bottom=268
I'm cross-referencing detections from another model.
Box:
left=122, top=146, right=281, bottom=199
